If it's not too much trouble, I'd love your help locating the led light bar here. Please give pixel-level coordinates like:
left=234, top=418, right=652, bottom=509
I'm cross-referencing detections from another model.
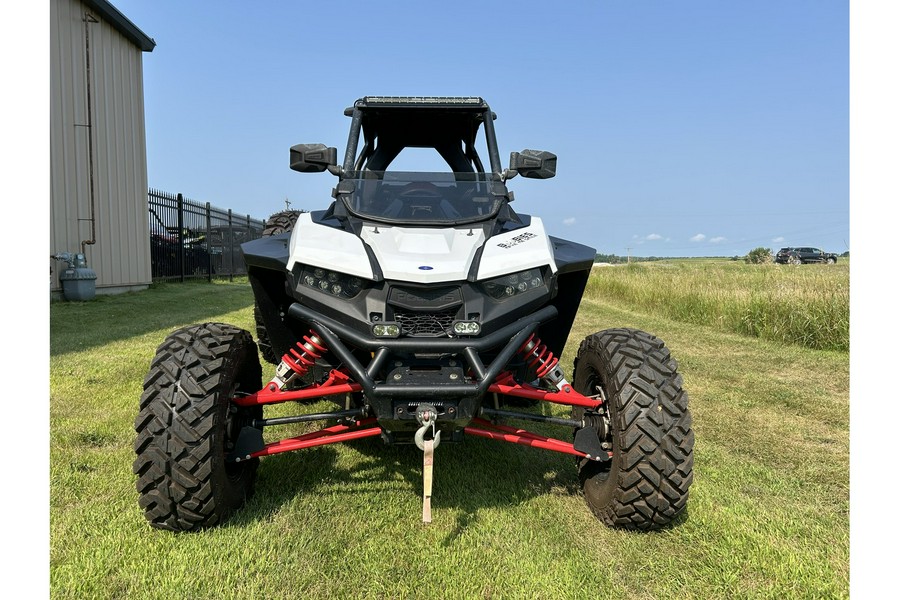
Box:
left=361, top=96, right=485, bottom=106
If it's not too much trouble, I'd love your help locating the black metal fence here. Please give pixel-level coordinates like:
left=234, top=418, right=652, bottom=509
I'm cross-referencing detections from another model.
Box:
left=148, top=189, right=265, bottom=281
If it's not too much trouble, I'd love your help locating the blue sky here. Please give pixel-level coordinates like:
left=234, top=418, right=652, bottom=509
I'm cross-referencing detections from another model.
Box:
left=111, top=0, right=849, bottom=258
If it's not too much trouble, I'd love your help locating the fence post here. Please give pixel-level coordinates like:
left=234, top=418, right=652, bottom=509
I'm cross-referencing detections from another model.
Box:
left=228, top=209, right=234, bottom=282
left=205, top=202, right=212, bottom=282
left=177, top=193, right=185, bottom=283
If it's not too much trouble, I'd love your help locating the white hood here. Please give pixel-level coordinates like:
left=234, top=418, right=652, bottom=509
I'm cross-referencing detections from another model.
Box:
left=287, top=213, right=557, bottom=284
left=360, top=225, right=486, bottom=283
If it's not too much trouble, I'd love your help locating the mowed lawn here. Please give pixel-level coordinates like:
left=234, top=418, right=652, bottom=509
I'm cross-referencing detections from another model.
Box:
left=50, top=267, right=849, bottom=599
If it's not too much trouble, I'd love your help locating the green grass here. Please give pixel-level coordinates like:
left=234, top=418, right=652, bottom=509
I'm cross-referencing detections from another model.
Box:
left=50, top=275, right=849, bottom=599
left=586, top=260, right=849, bottom=351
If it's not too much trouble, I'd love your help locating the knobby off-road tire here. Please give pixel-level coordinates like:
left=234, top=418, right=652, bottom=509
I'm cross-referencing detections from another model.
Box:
left=133, top=323, right=263, bottom=531
left=256, top=210, right=304, bottom=364
left=262, top=209, right=303, bottom=237
left=572, top=328, right=694, bottom=530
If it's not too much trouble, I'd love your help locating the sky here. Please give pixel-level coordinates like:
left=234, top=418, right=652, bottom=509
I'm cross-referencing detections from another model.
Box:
left=109, top=0, right=849, bottom=258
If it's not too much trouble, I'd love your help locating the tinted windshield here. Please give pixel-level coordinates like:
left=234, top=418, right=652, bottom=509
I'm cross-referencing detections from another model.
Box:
left=340, top=171, right=504, bottom=225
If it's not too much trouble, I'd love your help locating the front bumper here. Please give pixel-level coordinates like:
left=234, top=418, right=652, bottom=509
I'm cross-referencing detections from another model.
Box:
left=287, top=302, right=558, bottom=435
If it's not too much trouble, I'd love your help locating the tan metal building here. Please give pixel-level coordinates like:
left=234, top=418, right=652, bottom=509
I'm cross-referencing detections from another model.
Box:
left=50, top=0, right=155, bottom=296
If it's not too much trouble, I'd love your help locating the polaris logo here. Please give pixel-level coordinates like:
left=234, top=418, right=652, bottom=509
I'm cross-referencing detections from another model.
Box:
left=497, top=232, right=538, bottom=249
left=390, top=287, right=462, bottom=310
left=393, top=290, right=458, bottom=304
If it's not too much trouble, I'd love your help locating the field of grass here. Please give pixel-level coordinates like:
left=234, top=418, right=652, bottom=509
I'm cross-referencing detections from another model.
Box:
left=50, top=273, right=849, bottom=599
left=587, top=261, right=849, bottom=351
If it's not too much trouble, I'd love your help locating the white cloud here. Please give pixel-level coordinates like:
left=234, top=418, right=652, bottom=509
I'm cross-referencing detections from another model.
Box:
left=710, top=236, right=726, bottom=243
left=772, top=236, right=785, bottom=243
left=646, top=233, right=662, bottom=241
left=690, top=233, right=706, bottom=242
left=562, top=217, right=576, bottom=226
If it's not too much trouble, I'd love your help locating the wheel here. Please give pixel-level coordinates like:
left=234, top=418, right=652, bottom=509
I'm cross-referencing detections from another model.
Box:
left=827, top=257, right=837, bottom=265
left=791, top=255, right=802, bottom=265
left=133, top=323, right=263, bottom=531
left=262, top=209, right=303, bottom=237
left=572, top=328, right=693, bottom=530
left=257, top=210, right=304, bottom=364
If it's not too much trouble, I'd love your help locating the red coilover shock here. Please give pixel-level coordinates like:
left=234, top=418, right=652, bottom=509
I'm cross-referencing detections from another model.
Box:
left=270, top=330, right=328, bottom=390
left=284, top=332, right=327, bottom=377
left=518, top=333, right=560, bottom=380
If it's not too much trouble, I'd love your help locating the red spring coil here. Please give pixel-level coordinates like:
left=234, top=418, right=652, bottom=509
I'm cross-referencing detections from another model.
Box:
left=281, top=331, right=328, bottom=377
left=518, top=333, right=559, bottom=379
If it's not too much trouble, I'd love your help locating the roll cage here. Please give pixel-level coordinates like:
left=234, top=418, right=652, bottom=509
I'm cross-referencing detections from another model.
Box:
left=341, top=96, right=502, bottom=175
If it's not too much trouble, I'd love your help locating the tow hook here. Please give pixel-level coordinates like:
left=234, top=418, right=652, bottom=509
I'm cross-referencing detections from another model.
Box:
left=414, top=404, right=441, bottom=451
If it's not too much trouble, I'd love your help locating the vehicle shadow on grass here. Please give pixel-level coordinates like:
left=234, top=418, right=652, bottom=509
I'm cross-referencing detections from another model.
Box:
left=231, top=435, right=582, bottom=538
left=50, top=281, right=255, bottom=356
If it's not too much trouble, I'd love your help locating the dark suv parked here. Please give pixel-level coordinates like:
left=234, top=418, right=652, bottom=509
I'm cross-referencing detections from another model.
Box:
left=775, top=247, right=838, bottom=265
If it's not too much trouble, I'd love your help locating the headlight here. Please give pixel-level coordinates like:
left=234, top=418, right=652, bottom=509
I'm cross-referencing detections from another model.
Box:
left=299, top=266, right=365, bottom=299
left=480, top=268, right=546, bottom=301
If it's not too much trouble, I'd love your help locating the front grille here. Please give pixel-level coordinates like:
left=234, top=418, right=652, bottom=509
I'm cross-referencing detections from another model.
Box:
left=394, top=309, right=457, bottom=337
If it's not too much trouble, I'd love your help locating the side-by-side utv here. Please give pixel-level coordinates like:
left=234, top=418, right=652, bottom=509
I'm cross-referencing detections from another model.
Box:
left=134, top=97, right=694, bottom=531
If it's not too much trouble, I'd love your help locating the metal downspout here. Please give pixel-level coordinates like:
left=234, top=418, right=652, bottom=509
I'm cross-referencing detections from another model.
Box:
left=79, top=13, right=99, bottom=256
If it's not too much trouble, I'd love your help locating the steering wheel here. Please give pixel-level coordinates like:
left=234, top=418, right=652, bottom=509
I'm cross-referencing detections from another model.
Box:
left=398, top=182, right=443, bottom=198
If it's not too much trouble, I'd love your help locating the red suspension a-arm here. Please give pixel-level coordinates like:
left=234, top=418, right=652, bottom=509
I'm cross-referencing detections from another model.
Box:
left=487, top=372, right=603, bottom=409
left=232, top=369, right=362, bottom=407
left=245, top=418, right=382, bottom=460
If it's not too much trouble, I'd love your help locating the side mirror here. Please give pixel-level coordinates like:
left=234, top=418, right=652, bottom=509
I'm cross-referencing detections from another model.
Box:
left=509, top=149, right=557, bottom=179
left=290, top=144, right=338, bottom=173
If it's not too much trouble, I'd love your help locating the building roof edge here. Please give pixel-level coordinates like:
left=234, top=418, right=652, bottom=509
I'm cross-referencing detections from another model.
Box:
left=83, top=0, right=156, bottom=52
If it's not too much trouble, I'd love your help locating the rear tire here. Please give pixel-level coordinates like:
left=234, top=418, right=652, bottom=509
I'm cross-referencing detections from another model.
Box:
left=262, top=209, right=303, bottom=237
left=572, top=328, right=693, bottom=530
left=256, top=210, right=304, bottom=364
left=133, top=323, right=263, bottom=531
